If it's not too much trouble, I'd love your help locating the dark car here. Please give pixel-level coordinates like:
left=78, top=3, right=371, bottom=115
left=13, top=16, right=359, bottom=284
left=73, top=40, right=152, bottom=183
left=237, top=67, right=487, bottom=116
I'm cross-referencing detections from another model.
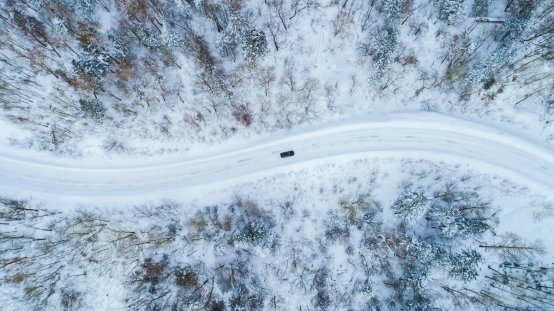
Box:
left=280, top=150, right=295, bottom=158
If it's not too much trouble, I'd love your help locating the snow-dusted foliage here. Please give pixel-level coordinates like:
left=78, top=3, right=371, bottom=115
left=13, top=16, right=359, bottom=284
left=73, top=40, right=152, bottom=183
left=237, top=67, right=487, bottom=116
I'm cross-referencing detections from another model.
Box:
left=79, top=98, right=106, bottom=120
left=0, top=1, right=551, bottom=310
left=445, top=249, right=482, bottom=281
left=219, top=13, right=268, bottom=62
left=366, top=26, right=399, bottom=83
left=218, top=13, right=244, bottom=60
left=391, top=191, right=429, bottom=223
left=241, top=28, right=269, bottom=62
left=471, top=0, right=490, bottom=17
left=434, top=0, right=466, bottom=23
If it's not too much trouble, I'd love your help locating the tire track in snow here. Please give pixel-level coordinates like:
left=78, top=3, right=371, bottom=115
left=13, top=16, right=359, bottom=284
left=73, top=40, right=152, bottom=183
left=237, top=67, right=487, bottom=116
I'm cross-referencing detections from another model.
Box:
left=0, top=113, right=552, bottom=202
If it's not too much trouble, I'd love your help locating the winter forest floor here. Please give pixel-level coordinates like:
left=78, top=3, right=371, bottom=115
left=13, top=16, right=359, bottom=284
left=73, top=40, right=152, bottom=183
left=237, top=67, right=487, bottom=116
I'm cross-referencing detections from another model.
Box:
left=0, top=0, right=553, bottom=310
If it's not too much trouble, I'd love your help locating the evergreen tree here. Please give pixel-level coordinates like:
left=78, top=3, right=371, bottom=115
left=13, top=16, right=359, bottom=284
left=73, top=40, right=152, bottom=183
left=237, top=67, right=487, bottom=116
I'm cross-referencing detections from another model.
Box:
left=218, top=13, right=244, bottom=60
left=472, top=0, right=490, bottom=17
left=383, top=0, right=405, bottom=21
left=367, top=26, right=399, bottom=83
left=79, top=98, right=106, bottom=120
left=446, top=249, right=482, bottom=281
left=392, top=191, right=429, bottom=224
left=434, top=0, right=466, bottom=23
left=242, top=28, right=268, bottom=62
left=218, top=13, right=268, bottom=62
left=426, top=200, right=490, bottom=238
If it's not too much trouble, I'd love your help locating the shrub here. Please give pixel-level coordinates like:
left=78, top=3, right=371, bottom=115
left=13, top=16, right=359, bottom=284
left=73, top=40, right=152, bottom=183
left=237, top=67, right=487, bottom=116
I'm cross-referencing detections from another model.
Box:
left=472, top=0, right=490, bottom=17
left=218, top=13, right=243, bottom=60
left=232, top=104, right=254, bottom=126
left=314, top=290, right=331, bottom=310
left=79, top=98, right=106, bottom=120
left=60, top=290, right=82, bottom=310
left=482, top=76, right=495, bottom=90
left=175, top=268, right=199, bottom=289
left=141, top=258, right=167, bottom=284
left=324, top=212, right=351, bottom=243
left=235, top=222, right=270, bottom=249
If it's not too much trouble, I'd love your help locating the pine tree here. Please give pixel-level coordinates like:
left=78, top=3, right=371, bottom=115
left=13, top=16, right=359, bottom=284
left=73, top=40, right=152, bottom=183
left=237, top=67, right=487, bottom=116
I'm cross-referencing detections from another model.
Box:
left=367, top=26, right=399, bottom=83
left=472, top=0, right=490, bottom=17
left=404, top=235, right=435, bottom=264
left=79, top=98, right=106, bottom=120
left=242, top=28, right=268, bottom=62
left=434, top=0, right=466, bottom=23
left=447, top=249, right=482, bottom=281
left=464, top=10, right=532, bottom=91
left=218, top=13, right=268, bottom=62
left=383, top=0, right=405, bottom=21
left=218, top=13, right=244, bottom=60
left=426, top=194, right=491, bottom=239
left=392, top=192, right=429, bottom=224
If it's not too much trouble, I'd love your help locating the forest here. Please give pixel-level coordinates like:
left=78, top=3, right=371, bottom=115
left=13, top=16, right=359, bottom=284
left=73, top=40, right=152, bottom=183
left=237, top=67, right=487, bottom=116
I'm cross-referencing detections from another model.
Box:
left=0, top=0, right=552, bottom=310
left=0, top=0, right=552, bottom=154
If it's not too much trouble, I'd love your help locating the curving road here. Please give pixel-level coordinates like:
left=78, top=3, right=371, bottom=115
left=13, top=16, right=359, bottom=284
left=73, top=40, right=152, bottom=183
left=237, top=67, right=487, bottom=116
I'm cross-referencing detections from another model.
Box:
left=0, top=113, right=553, bottom=202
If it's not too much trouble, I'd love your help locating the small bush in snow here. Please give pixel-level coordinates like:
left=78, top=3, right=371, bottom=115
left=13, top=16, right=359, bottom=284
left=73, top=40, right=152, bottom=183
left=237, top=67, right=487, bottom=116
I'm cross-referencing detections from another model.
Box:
left=139, top=257, right=168, bottom=285
left=324, top=212, right=351, bottom=243
left=234, top=221, right=271, bottom=249
left=79, top=98, right=106, bottom=120
left=174, top=268, right=199, bottom=289
left=60, top=290, right=82, bottom=310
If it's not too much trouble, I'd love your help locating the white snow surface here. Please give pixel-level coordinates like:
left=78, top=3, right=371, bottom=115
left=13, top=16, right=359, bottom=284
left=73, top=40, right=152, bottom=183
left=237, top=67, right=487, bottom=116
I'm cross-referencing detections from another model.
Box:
left=0, top=112, right=552, bottom=204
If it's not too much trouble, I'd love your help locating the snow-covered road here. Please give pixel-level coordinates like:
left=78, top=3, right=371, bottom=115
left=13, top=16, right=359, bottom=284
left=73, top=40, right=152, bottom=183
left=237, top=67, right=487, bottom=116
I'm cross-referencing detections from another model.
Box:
left=0, top=113, right=552, bottom=203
